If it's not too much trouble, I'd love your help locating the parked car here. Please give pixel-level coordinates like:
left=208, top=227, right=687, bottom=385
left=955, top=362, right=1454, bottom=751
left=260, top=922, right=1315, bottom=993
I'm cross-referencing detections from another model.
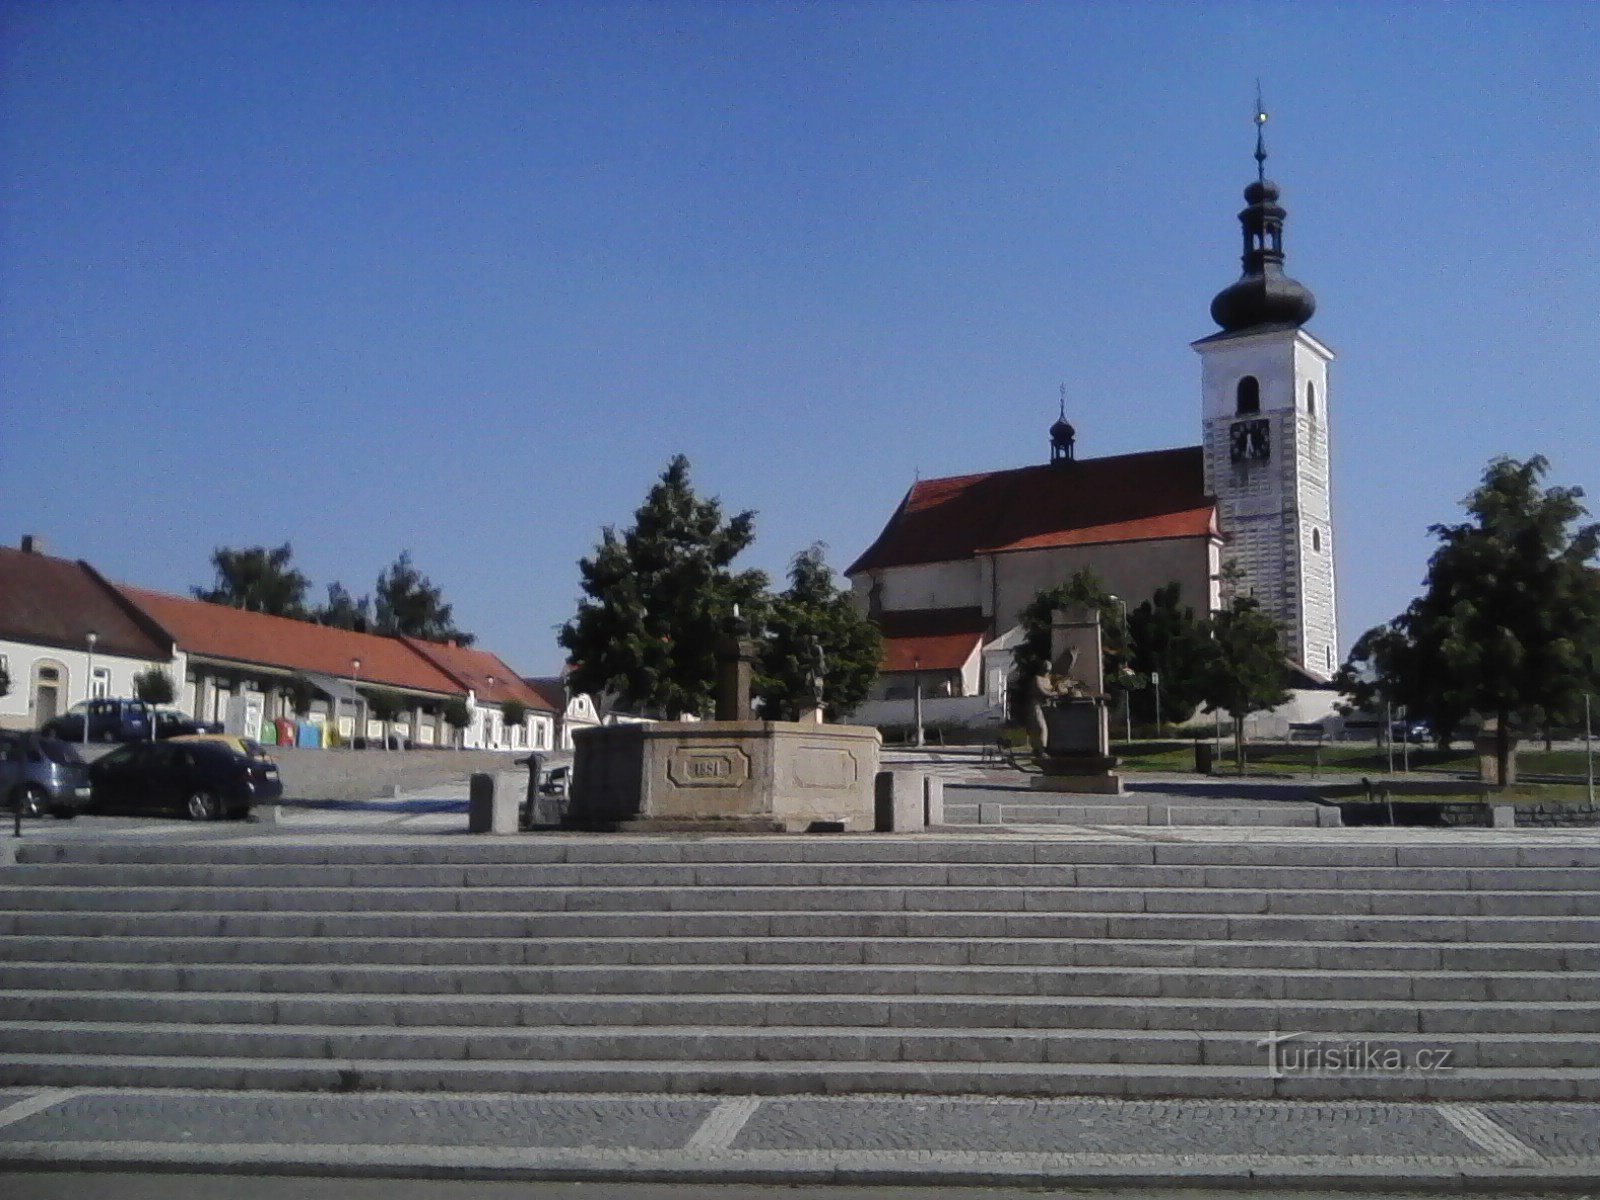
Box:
left=41, top=698, right=153, bottom=743
left=168, top=733, right=275, bottom=761
left=150, top=707, right=225, bottom=739
left=0, top=732, right=92, bottom=818
left=88, top=739, right=282, bottom=820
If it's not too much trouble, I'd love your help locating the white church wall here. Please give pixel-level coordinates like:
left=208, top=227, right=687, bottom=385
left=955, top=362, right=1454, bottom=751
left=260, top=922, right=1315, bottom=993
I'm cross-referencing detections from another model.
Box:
left=990, top=538, right=1216, bottom=636
left=871, top=559, right=982, bottom=614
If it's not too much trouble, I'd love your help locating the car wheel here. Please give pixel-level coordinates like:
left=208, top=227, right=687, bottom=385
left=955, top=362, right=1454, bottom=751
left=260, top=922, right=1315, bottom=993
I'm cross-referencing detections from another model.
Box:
left=12, top=785, right=47, bottom=819
left=48, top=804, right=78, bottom=821
left=185, top=789, right=221, bottom=821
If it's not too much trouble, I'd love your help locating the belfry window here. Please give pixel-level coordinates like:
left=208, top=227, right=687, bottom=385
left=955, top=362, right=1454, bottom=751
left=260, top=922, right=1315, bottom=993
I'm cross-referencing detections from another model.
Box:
left=1312, top=528, right=1321, bottom=553
left=1307, top=381, right=1317, bottom=417
left=1236, top=376, right=1260, bottom=414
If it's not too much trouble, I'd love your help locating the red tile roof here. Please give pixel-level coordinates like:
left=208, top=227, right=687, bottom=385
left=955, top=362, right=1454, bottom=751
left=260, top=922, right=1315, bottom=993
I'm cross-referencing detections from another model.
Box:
left=848, top=446, right=1217, bottom=574
left=876, top=608, right=988, bottom=673
left=117, top=586, right=463, bottom=696
left=403, top=639, right=555, bottom=712
left=0, top=547, right=172, bottom=661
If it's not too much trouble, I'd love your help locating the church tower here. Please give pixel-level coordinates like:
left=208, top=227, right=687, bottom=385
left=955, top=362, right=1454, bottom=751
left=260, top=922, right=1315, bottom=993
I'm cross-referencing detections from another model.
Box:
left=1193, top=106, right=1339, bottom=678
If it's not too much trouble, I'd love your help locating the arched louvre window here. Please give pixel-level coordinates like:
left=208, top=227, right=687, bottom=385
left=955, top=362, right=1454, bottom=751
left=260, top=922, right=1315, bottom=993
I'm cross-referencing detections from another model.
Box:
left=1236, top=376, right=1260, bottom=414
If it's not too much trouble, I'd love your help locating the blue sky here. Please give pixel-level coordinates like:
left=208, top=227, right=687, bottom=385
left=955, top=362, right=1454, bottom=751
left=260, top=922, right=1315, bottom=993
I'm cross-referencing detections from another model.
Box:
left=3, top=1, right=1596, bottom=676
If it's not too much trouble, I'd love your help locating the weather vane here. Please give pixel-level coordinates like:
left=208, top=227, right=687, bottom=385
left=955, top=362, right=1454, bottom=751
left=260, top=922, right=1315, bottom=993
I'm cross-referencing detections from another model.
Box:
left=1058, top=382, right=1067, bottom=420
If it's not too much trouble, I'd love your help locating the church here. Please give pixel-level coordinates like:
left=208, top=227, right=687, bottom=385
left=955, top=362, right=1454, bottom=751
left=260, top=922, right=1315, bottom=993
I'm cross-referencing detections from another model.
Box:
left=847, top=116, right=1338, bottom=729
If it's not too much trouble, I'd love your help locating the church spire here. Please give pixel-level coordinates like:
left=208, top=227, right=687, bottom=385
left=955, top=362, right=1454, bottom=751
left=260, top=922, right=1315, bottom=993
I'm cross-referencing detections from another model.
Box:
left=1209, top=91, right=1317, bottom=333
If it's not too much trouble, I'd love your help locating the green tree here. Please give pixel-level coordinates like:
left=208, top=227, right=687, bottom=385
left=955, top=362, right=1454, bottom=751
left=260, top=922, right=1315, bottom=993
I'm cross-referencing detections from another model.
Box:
left=1341, top=456, right=1600, bottom=785
left=501, top=698, right=528, bottom=736
left=1126, top=582, right=1210, bottom=728
left=316, top=582, right=371, bottom=632
left=193, top=543, right=310, bottom=617
left=755, top=544, right=882, bottom=721
left=559, top=455, right=768, bottom=718
left=364, top=688, right=405, bottom=749
left=1197, top=596, right=1292, bottom=773
left=132, top=667, right=176, bottom=705
left=282, top=676, right=317, bottom=718
left=442, top=696, right=472, bottom=749
left=374, top=552, right=474, bottom=645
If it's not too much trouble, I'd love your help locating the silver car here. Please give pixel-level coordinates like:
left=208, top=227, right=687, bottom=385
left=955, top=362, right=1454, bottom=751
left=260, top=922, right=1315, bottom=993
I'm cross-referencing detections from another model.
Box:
left=0, top=733, right=92, bottom=818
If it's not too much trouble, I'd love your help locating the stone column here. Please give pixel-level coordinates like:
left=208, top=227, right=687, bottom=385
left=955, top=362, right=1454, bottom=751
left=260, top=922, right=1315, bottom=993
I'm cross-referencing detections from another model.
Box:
left=716, top=637, right=757, bottom=722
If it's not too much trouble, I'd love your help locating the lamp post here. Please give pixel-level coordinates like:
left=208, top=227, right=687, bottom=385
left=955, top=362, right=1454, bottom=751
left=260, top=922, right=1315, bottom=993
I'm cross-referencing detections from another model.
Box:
left=1587, top=693, right=1594, bottom=807
left=1109, top=597, right=1131, bottom=744
left=912, top=655, right=924, bottom=749
left=83, top=630, right=98, bottom=748
left=350, top=658, right=362, bottom=750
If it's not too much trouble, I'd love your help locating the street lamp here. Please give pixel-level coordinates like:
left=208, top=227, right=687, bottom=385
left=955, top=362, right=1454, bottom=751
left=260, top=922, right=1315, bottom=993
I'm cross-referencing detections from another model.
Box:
left=912, top=655, right=924, bottom=749
left=83, top=630, right=98, bottom=748
left=1108, top=597, right=1131, bottom=744
left=350, top=658, right=362, bottom=749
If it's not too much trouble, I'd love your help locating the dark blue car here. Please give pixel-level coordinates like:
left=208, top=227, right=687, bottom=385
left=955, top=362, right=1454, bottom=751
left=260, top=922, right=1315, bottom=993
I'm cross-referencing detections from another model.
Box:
left=89, top=739, right=282, bottom=820
left=41, top=698, right=153, bottom=743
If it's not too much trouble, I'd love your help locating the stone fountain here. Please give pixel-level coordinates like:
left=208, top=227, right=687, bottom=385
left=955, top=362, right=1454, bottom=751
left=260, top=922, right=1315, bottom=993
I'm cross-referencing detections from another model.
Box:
left=565, top=630, right=882, bottom=831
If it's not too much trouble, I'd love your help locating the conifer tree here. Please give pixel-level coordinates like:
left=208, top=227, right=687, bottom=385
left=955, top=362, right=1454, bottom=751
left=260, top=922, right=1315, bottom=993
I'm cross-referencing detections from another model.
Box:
left=559, top=456, right=768, bottom=717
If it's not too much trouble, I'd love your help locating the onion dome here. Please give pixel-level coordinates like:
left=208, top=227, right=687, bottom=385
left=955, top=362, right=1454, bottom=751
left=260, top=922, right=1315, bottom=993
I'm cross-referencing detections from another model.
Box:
left=1209, top=107, right=1317, bottom=333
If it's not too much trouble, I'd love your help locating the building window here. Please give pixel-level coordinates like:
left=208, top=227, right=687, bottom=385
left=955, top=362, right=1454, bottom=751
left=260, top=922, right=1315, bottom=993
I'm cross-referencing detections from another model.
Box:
left=1236, top=376, right=1260, bottom=415
left=91, top=667, right=111, bottom=699
left=1306, top=381, right=1316, bottom=417
left=1326, top=646, right=1334, bottom=670
left=1312, top=528, right=1322, bottom=552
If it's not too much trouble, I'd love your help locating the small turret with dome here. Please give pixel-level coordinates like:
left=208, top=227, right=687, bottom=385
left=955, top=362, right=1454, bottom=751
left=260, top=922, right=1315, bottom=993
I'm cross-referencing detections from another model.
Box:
left=1209, top=100, right=1317, bottom=333
left=1049, top=384, right=1076, bottom=464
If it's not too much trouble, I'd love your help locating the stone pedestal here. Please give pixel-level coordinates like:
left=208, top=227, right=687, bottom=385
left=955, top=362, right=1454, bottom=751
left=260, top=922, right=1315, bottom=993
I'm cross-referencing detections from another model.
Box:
left=568, top=720, right=881, bottom=832
left=1031, top=697, right=1123, bottom=794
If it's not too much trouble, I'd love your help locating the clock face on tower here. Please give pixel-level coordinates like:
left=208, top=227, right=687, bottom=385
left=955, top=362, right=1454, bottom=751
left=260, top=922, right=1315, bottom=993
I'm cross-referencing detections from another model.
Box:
left=1229, top=417, right=1271, bottom=463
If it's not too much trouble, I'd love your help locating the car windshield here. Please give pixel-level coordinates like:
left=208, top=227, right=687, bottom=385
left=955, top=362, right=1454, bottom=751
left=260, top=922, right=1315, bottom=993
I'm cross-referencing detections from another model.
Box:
left=40, top=740, right=85, bottom=765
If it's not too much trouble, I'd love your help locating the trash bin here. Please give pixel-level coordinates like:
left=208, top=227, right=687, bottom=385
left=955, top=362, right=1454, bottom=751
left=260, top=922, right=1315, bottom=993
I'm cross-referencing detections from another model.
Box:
left=1194, top=741, right=1215, bottom=774
left=274, top=719, right=296, bottom=746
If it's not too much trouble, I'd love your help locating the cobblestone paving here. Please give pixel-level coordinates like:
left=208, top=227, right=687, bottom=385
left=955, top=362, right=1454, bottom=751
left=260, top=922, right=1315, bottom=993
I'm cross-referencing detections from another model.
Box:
left=731, top=1098, right=1479, bottom=1157
left=0, top=1093, right=714, bottom=1151
left=1485, top=1103, right=1600, bottom=1157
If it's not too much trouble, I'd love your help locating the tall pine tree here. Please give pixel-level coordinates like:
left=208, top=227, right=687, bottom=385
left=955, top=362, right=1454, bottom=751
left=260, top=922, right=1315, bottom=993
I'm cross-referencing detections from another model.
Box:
left=560, top=456, right=768, bottom=718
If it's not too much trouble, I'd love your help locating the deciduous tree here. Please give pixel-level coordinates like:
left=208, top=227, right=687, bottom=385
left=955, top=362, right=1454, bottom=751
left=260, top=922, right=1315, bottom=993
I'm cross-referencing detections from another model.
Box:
left=194, top=543, right=309, bottom=618
left=1339, top=456, right=1600, bottom=784
left=559, top=456, right=768, bottom=718
left=1126, top=582, right=1210, bottom=728
left=132, top=667, right=176, bottom=705
left=1197, top=596, right=1291, bottom=773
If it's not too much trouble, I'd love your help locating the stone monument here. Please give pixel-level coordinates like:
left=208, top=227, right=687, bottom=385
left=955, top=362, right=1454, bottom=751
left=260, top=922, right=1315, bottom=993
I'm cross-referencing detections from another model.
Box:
left=565, top=623, right=881, bottom=831
left=1027, top=605, right=1124, bottom=794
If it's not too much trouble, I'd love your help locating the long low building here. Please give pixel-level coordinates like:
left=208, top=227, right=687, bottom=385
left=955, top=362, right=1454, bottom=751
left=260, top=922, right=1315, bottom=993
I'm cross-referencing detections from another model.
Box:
left=0, top=538, right=556, bottom=752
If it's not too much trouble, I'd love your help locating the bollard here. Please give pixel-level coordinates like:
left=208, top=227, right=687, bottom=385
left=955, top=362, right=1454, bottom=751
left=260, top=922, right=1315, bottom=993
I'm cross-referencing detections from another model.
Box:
left=923, top=776, right=945, bottom=826
left=1491, top=804, right=1515, bottom=829
left=468, top=773, right=517, bottom=834
left=874, top=770, right=925, bottom=832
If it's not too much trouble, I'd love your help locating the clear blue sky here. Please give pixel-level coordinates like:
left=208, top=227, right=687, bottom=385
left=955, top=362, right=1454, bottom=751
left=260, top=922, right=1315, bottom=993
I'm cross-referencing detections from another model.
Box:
left=3, top=1, right=1596, bottom=676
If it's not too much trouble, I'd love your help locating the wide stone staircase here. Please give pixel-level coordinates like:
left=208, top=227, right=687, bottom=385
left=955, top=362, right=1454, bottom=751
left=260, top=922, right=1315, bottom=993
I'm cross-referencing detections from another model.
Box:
left=1, top=835, right=1597, bottom=1099
left=942, top=788, right=1337, bottom=828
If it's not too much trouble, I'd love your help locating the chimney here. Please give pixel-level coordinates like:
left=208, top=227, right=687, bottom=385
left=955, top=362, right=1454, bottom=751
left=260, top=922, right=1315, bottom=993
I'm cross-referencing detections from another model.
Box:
left=20, top=535, right=44, bottom=555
